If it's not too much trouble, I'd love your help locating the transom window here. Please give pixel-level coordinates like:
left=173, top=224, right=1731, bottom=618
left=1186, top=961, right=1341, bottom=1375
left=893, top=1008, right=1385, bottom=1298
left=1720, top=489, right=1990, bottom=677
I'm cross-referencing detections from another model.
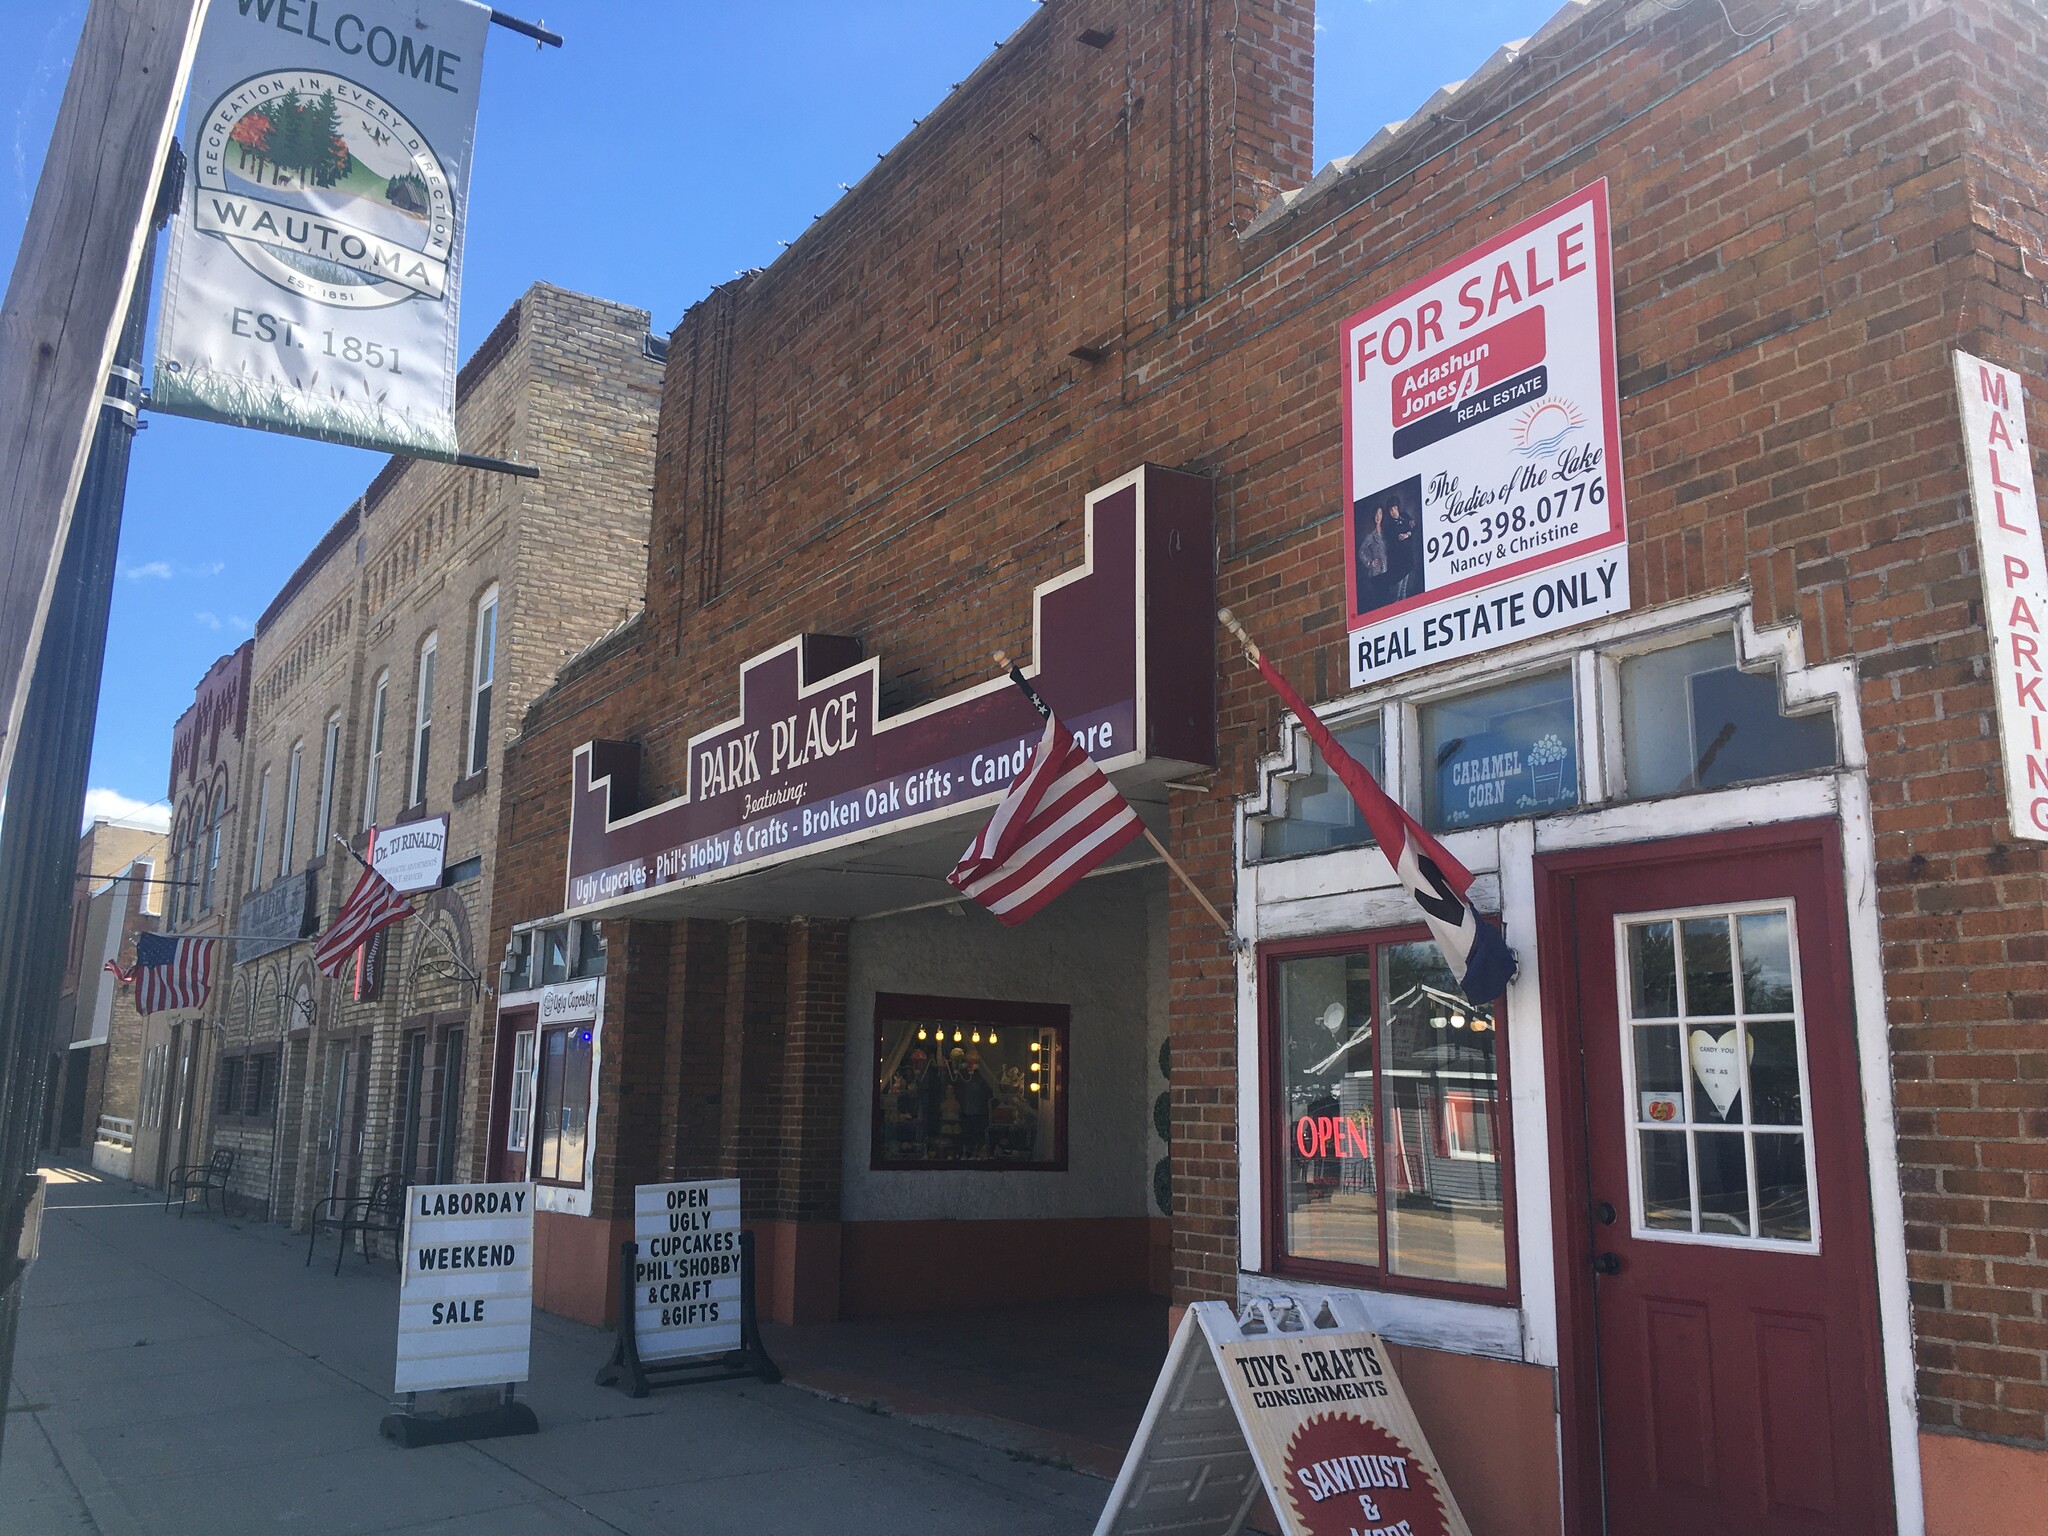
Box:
left=1421, top=668, right=1577, bottom=832
left=1619, top=631, right=1838, bottom=798
left=1246, top=620, right=1842, bottom=854
left=1250, top=716, right=1384, bottom=861
left=1618, top=903, right=1818, bottom=1249
left=1267, top=931, right=1511, bottom=1297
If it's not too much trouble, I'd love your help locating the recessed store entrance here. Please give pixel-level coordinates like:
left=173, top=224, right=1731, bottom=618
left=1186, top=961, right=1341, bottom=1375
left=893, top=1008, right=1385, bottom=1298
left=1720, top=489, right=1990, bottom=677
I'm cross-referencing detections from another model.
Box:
left=1540, top=826, right=1894, bottom=1535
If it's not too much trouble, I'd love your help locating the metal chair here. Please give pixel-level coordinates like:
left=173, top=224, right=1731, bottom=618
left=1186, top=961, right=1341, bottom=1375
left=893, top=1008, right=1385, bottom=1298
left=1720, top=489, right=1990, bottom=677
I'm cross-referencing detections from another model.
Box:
left=306, top=1171, right=407, bottom=1274
left=164, top=1147, right=235, bottom=1216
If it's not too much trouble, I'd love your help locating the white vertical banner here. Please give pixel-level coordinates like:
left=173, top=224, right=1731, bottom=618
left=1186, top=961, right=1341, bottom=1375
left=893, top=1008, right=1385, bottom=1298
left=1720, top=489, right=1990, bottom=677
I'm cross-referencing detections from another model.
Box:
left=632, top=1180, right=742, bottom=1363
left=154, top=0, right=492, bottom=459
left=1956, top=350, right=2048, bottom=841
left=395, top=1182, right=534, bottom=1394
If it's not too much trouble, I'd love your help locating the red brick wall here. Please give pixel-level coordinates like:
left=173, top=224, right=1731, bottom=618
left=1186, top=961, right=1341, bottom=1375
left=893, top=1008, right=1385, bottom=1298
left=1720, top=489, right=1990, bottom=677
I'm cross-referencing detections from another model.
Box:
left=487, top=0, right=2048, bottom=1446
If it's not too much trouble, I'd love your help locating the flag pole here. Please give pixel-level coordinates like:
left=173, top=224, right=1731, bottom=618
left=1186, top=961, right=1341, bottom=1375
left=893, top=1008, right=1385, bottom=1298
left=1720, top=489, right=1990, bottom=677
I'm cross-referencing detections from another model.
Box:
left=991, top=652, right=1239, bottom=949
left=328, top=834, right=480, bottom=989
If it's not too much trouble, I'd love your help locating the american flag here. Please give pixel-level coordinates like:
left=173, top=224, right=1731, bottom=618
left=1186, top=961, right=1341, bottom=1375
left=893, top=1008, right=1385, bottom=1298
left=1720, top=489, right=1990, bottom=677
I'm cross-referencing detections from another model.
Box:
left=107, top=933, right=218, bottom=1015
left=1227, top=611, right=1516, bottom=1002
left=948, top=712, right=1144, bottom=924
left=313, top=865, right=413, bottom=977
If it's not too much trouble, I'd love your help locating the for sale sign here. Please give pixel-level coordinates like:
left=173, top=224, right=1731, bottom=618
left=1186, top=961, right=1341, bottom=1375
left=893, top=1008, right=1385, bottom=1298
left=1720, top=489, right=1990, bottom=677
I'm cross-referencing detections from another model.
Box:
left=1341, top=181, right=1629, bottom=685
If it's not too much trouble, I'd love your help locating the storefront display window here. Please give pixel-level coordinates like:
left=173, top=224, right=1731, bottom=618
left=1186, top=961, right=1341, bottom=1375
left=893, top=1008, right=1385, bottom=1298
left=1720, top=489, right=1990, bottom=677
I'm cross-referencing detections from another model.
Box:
left=1420, top=669, right=1577, bottom=832
left=1268, top=933, right=1511, bottom=1296
left=871, top=994, right=1067, bottom=1171
left=1619, top=631, right=1838, bottom=799
left=533, top=1022, right=592, bottom=1185
left=1250, top=716, right=1385, bottom=860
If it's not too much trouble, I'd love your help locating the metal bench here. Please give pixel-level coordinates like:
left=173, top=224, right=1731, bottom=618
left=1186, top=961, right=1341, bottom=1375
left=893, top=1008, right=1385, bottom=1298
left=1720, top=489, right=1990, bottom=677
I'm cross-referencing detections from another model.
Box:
left=164, top=1147, right=235, bottom=1217
left=306, top=1171, right=407, bottom=1274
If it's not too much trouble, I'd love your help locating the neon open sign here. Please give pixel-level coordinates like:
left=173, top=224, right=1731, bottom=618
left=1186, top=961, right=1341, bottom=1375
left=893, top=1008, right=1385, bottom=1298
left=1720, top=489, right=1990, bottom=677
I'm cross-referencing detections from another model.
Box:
left=1294, top=1113, right=1374, bottom=1160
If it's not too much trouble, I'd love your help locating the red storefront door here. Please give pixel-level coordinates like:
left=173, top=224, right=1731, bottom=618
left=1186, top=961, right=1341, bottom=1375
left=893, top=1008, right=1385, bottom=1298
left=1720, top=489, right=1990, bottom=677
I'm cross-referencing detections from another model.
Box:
left=1541, top=825, right=1893, bottom=1535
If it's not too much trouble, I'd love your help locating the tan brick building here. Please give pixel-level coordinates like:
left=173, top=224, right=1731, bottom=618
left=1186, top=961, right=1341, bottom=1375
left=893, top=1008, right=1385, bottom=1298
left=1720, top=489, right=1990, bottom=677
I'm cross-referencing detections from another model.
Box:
left=44, top=820, right=165, bottom=1171
left=475, top=2, right=2048, bottom=1531
left=197, top=282, right=662, bottom=1231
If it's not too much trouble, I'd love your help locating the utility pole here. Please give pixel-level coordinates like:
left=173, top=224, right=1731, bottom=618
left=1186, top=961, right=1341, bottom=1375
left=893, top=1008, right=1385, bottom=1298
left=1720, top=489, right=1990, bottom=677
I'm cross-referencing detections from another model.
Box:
left=0, top=153, right=180, bottom=1465
left=0, top=0, right=208, bottom=799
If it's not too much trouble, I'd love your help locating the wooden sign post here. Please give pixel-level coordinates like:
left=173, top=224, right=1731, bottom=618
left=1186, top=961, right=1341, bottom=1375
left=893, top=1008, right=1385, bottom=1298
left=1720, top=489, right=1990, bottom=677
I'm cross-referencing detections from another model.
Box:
left=1095, top=1295, right=1472, bottom=1536
left=597, top=1179, right=779, bottom=1397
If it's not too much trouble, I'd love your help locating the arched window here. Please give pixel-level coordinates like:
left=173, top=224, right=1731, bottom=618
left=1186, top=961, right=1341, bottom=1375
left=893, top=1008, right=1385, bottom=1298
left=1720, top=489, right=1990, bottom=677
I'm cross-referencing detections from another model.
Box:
left=279, top=740, right=304, bottom=877
left=411, top=633, right=437, bottom=807
left=316, top=710, right=342, bottom=853
left=467, top=586, right=498, bottom=776
left=249, top=767, right=271, bottom=891
left=201, top=785, right=225, bottom=913
left=362, top=670, right=389, bottom=830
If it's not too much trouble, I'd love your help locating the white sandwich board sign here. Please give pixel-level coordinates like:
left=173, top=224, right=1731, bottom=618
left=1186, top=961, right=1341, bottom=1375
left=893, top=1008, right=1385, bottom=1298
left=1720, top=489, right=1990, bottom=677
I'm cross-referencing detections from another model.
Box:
left=394, top=1182, right=534, bottom=1394
left=1094, top=1295, right=1472, bottom=1536
left=632, top=1179, right=742, bottom=1362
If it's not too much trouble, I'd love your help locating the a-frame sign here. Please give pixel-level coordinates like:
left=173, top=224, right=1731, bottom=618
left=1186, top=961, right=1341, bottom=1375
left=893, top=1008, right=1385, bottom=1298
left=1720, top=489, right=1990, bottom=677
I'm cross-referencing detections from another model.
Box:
left=1094, top=1295, right=1472, bottom=1536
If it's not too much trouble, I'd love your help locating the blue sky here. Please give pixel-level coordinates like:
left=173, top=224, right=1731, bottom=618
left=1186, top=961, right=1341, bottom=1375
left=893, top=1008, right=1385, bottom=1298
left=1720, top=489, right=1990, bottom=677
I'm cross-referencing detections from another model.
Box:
left=2, top=0, right=1571, bottom=829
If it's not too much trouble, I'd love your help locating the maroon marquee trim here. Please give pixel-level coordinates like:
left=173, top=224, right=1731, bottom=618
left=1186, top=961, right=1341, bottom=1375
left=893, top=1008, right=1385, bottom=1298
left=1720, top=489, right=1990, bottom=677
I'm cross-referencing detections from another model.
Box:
left=563, top=464, right=1216, bottom=916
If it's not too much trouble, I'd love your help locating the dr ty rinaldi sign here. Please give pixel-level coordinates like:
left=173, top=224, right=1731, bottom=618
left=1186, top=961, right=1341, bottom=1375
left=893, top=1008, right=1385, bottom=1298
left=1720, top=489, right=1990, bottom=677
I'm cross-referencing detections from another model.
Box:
left=1340, top=181, right=1631, bottom=685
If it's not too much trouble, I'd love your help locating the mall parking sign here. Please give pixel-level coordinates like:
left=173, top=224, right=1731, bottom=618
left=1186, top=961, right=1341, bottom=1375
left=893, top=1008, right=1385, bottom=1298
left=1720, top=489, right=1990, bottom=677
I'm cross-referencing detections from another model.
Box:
left=1340, top=181, right=1630, bottom=685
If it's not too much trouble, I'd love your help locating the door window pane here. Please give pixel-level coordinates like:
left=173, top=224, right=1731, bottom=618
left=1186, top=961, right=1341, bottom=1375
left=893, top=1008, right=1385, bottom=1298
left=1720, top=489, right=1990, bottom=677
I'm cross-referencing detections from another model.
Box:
left=1755, top=1133, right=1813, bottom=1242
left=1421, top=669, right=1578, bottom=832
left=1634, top=1026, right=1683, bottom=1099
left=1695, top=1131, right=1752, bottom=1237
left=1639, top=1130, right=1692, bottom=1231
left=1620, top=631, right=1838, bottom=798
left=1620, top=905, right=1819, bottom=1249
left=1678, top=916, right=1735, bottom=1016
left=1737, top=911, right=1796, bottom=1014
left=1747, top=1020, right=1802, bottom=1126
left=1251, top=717, right=1385, bottom=860
left=1628, top=921, right=1677, bottom=1018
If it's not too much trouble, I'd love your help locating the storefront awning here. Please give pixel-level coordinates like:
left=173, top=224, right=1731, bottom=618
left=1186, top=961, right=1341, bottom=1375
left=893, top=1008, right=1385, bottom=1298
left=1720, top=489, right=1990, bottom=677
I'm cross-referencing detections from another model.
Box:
left=560, top=464, right=1214, bottom=924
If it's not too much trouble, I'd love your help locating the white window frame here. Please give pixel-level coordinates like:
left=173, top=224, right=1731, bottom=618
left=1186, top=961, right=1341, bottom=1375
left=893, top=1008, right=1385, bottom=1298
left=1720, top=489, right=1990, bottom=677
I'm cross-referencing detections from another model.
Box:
left=467, top=586, right=497, bottom=777
left=316, top=710, right=342, bottom=854
left=362, top=670, right=388, bottom=830
left=1613, top=897, right=1823, bottom=1257
left=249, top=768, right=271, bottom=891
left=410, top=634, right=437, bottom=808
left=507, top=1028, right=536, bottom=1152
left=279, top=740, right=303, bottom=878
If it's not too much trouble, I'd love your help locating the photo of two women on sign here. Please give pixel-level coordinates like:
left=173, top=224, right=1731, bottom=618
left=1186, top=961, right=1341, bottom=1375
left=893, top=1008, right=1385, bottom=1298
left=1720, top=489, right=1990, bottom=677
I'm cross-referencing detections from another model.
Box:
left=1354, top=474, right=1426, bottom=618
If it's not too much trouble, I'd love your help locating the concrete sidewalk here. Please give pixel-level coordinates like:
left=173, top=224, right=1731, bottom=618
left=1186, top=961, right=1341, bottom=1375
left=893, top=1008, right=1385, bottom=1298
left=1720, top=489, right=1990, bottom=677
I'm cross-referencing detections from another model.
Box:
left=1, top=1164, right=1108, bottom=1535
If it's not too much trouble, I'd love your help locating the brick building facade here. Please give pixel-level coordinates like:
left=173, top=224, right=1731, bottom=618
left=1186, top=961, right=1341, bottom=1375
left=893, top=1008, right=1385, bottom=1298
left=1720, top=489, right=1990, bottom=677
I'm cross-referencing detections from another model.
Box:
left=443, top=0, right=2048, bottom=1531
left=186, top=282, right=663, bottom=1230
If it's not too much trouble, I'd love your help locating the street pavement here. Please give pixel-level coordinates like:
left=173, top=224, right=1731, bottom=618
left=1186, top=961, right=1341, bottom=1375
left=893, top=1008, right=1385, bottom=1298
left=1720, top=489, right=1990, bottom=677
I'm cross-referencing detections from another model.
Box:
left=1, top=1163, right=1107, bottom=1535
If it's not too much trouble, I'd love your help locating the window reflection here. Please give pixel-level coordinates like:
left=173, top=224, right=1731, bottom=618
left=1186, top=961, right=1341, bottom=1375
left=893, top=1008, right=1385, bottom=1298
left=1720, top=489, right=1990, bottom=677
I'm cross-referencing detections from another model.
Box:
left=1273, top=939, right=1508, bottom=1293
left=1621, top=632, right=1837, bottom=798
left=1252, top=718, right=1385, bottom=861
